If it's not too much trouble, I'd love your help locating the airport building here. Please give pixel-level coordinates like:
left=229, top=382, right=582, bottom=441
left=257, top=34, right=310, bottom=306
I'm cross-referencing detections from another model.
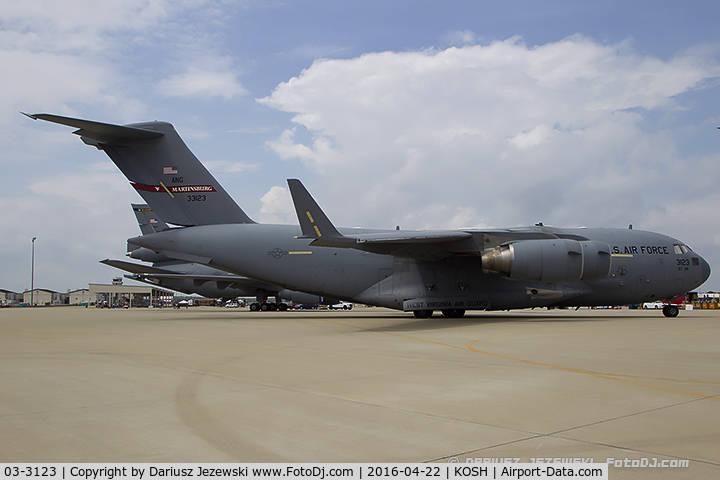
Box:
left=1, top=289, right=22, bottom=307
left=22, top=288, right=64, bottom=306
left=67, top=289, right=90, bottom=306
left=89, top=279, right=174, bottom=308
left=2, top=281, right=175, bottom=308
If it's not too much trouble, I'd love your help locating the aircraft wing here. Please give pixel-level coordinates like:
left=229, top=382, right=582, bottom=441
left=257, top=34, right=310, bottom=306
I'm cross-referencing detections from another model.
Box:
left=101, top=259, right=277, bottom=290
left=287, top=179, right=475, bottom=258
left=352, top=231, right=473, bottom=244
left=287, top=179, right=589, bottom=260
left=100, top=259, right=175, bottom=275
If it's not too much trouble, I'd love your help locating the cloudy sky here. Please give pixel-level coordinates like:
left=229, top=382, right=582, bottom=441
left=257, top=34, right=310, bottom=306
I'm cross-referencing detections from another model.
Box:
left=2, top=0, right=719, bottom=293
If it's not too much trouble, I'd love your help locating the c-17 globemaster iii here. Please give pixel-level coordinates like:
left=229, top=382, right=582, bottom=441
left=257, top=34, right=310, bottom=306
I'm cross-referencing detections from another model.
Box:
left=22, top=113, right=340, bottom=310
left=102, top=204, right=334, bottom=310
left=26, top=113, right=711, bottom=318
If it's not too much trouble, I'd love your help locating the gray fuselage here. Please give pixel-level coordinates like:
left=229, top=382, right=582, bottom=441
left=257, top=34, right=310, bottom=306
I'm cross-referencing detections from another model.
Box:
left=130, top=224, right=710, bottom=312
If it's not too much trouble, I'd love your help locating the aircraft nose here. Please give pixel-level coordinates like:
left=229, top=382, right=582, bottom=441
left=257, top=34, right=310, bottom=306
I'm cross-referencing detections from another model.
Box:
left=699, top=255, right=711, bottom=286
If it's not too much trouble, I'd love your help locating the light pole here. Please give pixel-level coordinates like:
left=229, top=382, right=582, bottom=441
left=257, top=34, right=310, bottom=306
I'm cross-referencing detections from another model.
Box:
left=31, top=237, right=36, bottom=306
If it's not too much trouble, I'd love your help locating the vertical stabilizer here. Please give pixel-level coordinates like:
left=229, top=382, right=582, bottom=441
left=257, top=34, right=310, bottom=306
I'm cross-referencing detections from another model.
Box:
left=25, top=113, right=255, bottom=226
left=132, top=204, right=169, bottom=235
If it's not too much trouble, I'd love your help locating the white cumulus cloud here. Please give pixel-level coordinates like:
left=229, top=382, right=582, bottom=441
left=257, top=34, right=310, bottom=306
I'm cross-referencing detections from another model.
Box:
left=258, top=37, right=720, bottom=233
left=158, top=65, right=248, bottom=100
left=259, top=185, right=295, bottom=224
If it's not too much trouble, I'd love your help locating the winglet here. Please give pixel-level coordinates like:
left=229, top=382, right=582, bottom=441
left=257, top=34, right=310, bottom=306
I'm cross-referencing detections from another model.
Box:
left=287, top=179, right=353, bottom=247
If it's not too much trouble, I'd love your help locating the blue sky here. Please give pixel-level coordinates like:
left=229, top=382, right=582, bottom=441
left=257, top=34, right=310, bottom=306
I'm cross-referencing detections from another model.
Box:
left=1, top=0, right=719, bottom=293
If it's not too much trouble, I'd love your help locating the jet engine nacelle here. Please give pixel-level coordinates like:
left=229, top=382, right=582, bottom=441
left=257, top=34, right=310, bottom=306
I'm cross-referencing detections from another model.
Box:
left=128, top=247, right=169, bottom=263
left=481, top=239, right=612, bottom=283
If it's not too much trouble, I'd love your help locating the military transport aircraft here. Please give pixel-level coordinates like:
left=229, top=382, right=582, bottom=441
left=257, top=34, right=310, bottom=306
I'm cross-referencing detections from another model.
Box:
left=22, top=112, right=335, bottom=310
left=25, top=113, right=711, bottom=318
left=102, top=204, right=330, bottom=310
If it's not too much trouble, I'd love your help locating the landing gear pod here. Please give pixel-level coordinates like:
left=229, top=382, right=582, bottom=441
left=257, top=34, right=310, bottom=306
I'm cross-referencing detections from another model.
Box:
left=481, top=239, right=612, bottom=283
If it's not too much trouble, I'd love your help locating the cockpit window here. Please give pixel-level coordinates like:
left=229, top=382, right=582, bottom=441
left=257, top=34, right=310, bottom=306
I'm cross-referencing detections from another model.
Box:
left=674, top=244, right=692, bottom=254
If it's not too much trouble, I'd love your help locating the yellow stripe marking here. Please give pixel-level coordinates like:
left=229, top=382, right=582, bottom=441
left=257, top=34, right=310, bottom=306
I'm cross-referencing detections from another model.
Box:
left=288, top=251, right=312, bottom=255
left=160, top=181, right=175, bottom=199
left=612, top=254, right=634, bottom=258
left=306, top=211, right=315, bottom=223
left=313, top=225, right=322, bottom=237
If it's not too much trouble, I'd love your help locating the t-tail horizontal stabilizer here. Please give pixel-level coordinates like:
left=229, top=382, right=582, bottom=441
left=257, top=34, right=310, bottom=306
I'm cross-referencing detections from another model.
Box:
left=22, top=113, right=164, bottom=144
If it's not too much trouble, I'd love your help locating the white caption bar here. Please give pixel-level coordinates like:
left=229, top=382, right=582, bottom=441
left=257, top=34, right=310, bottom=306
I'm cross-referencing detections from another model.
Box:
left=1, top=463, right=608, bottom=480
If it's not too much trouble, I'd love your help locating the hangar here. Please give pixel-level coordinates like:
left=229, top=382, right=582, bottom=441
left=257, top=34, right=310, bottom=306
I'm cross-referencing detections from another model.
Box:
left=22, top=288, right=63, bottom=306
left=89, top=280, right=174, bottom=308
left=0, top=289, right=21, bottom=307
left=67, top=289, right=90, bottom=306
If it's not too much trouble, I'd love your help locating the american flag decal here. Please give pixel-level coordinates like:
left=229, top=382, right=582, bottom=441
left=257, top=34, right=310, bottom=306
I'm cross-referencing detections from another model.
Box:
left=163, top=166, right=178, bottom=175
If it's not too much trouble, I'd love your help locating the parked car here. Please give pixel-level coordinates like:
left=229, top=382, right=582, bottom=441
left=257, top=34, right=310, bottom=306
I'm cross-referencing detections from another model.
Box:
left=643, top=301, right=665, bottom=309
left=329, top=302, right=353, bottom=310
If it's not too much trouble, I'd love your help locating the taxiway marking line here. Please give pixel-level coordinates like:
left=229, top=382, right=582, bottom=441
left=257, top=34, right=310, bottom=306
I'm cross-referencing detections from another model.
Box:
left=329, top=319, right=720, bottom=401
left=465, top=339, right=720, bottom=400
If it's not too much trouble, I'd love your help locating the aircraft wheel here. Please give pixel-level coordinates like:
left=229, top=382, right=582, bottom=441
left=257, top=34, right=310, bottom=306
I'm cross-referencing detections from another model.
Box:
left=249, top=303, right=260, bottom=312
left=277, top=303, right=288, bottom=311
left=441, top=309, right=466, bottom=318
left=413, top=310, right=433, bottom=319
left=260, top=303, right=271, bottom=311
left=662, top=305, right=679, bottom=318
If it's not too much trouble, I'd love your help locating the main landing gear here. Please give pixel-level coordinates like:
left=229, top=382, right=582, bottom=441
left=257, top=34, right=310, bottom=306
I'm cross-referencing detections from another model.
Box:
left=662, top=305, right=679, bottom=318
left=249, top=302, right=288, bottom=312
left=413, top=309, right=466, bottom=319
